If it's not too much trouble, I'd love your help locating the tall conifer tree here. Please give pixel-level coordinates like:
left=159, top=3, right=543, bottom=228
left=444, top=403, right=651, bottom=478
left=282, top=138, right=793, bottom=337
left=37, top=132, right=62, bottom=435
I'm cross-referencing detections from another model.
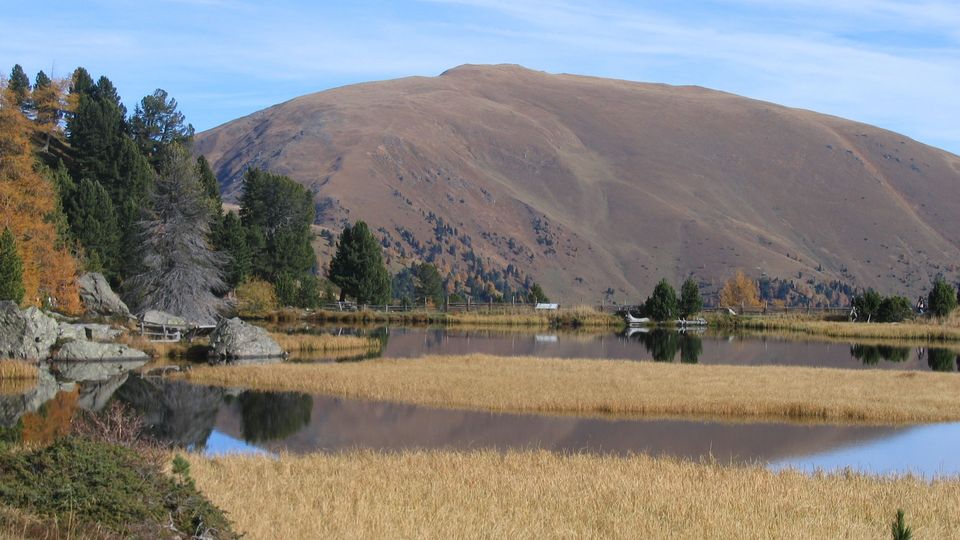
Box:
left=123, top=145, right=227, bottom=323
left=329, top=221, right=391, bottom=304
left=0, top=228, right=25, bottom=304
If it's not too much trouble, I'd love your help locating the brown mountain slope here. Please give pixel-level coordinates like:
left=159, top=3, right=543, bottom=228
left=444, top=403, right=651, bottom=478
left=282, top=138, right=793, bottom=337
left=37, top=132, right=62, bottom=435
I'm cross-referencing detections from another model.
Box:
left=195, top=64, right=960, bottom=303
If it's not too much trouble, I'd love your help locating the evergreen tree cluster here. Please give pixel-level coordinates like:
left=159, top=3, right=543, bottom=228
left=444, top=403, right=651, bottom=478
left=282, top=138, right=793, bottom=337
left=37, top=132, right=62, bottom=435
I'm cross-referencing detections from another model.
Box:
left=637, top=278, right=704, bottom=322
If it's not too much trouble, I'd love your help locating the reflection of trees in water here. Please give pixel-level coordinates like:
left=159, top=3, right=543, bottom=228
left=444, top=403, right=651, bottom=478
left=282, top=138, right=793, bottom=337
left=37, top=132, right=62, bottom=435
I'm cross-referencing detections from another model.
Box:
left=633, top=330, right=702, bottom=363
left=679, top=335, right=703, bottom=364
left=114, top=376, right=224, bottom=449
left=927, top=348, right=958, bottom=372
left=239, top=391, right=313, bottom=443
left=849, top=344, right=911, bottom=365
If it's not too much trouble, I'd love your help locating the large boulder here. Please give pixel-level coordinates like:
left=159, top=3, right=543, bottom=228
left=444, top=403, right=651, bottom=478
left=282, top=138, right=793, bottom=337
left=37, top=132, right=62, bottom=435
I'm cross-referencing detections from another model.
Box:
left=78, top=272, right=131, bottom=318
left=140, top=310, right=188, bottom=327
left=0, top=301, right=59, bottom=359
left=53, top=340, right=149, bottom=363
left=208, top=318, right=284, bottom=361
left=50, top=358, right=147, bottom=383
left=58, top=323, right=124, bottom=343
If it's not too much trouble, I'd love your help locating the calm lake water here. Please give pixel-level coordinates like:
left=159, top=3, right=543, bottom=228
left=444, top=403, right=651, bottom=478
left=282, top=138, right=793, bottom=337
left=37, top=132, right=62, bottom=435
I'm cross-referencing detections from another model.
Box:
left=3, top=324, right=958, bottom=479
left=103, top=377, right=957, bottom=479
left=292, top=326, right=960, bottom=371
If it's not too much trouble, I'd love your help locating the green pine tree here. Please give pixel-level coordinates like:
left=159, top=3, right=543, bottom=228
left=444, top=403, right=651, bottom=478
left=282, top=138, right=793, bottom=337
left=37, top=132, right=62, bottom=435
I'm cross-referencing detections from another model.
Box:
left=239, top=169, right=315, bottom=280
left=0, top=228, right=25, bottom=304
left=70, top=179, right=121, bottom=278
left=413, top=263, right=445, bottom=306
left=678, top=278, right=703, bottom=318
left=195, top=155, right=222, bottom=210
left=645, top=279, right=678, bottom=322
left=216, top=212, right=251, bottom=288
left=928, top=278, right=958, bottom=319
left=8, top=64, right=31, bottom=108
left=329, top=221, right=391, bottom=304
left=527, top=283, right=549, bottom=303
left=130, top=89, right=194, bottom=167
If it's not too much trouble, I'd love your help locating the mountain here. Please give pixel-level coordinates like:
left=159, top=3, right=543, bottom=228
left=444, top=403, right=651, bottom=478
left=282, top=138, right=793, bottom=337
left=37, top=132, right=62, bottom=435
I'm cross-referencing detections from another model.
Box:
left=195, top=64, right=960, bottom=304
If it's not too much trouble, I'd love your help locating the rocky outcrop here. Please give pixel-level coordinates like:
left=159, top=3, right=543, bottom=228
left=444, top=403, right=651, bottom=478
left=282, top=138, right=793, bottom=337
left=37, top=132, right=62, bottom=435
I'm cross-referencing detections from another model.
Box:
left=52, top=340, right=149, bottom=362
left=208, top=318, right=283, bottom=361
left=140, top=310, right=188, bottom=327
left=78, top=273, right=131, bottom=318
left=58, top=322, right=124, bottom=343
left=50, top=359, right=148, bottom=383
left=0, top=301, right=59, bottom=359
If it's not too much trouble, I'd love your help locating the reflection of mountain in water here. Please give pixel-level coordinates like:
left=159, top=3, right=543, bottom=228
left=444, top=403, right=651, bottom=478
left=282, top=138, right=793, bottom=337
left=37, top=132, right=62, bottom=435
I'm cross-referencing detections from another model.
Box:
left=114, top=376, right=223, bottom=449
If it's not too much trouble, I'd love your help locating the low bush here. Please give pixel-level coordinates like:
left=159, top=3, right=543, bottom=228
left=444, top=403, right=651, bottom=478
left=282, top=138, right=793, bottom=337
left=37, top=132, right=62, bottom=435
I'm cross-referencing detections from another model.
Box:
left=0, top=437, right=237, bottom=538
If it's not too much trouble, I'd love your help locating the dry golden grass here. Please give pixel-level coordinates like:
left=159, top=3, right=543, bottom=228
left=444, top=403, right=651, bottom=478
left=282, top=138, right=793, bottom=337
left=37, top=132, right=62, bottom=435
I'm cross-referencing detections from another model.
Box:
left=182, top=354, right=960, bottom=424
left=301, top=306, right=622, bottom=328
left=189, top=450, right=960, bottom=540
left=723, top=316, right=960, bottom=341
left=268, top=332, right=379, bottom=354
left=115, top=334, right=208, bottom=360
left=0, top=359, right=38, bottom=380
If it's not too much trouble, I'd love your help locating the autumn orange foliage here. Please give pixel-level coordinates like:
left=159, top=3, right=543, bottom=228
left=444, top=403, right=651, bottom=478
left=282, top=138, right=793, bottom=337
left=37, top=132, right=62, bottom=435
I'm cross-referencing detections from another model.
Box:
left=21, top=388, right=80, bottom=446
left=0, top=83, right=81, bottom=313
left=719, top=270, right=763, bottom=309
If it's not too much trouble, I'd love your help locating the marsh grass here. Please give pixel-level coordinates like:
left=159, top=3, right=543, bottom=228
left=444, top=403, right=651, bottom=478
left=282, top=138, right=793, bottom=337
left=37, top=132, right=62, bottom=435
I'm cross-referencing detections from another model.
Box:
left=299, top=306, right=622, bottom=328
left=0, top=361, right=38, bottom=395
left=115, top=335, right=209, bottom=360
left=188, top=450, right=960, bottom=540
left=0, top=360, right=37, bottom=381
left=268, top=332, right=379, bottom=354
left=182, top=354, right=960, bottom=424
left=715, top=315, right=960, bottom=341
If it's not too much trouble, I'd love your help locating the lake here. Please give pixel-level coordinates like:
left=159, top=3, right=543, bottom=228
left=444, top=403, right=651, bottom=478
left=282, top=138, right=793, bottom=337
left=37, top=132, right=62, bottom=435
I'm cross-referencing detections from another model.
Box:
left=2, top=325, right=957, bottom=479
left=289, top=325, right=960, bottom=371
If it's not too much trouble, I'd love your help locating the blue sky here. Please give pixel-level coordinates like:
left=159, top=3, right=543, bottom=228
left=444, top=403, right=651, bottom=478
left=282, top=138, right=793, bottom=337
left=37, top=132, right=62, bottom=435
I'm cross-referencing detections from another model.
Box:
left=4, top=0, right=959, bottom=153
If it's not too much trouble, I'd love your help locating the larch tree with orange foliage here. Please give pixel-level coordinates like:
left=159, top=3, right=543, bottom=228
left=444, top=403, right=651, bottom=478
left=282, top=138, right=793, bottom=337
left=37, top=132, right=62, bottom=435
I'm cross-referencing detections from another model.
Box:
left=719, top=270, right=764, bottom=310
left=0, top=79, right=81, bottom=313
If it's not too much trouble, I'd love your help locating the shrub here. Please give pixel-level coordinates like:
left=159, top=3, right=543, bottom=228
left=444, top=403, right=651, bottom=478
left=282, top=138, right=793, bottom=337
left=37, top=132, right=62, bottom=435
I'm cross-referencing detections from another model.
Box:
left=0, top=437, right=237, bottom=538
left=928, top=278, right=958, bottom=319
left=853, top=289, right=882, bottom=322
left=876, top=296, right=913, bottom=323
left=891, top=509, right=912, bottom=540
left=235, top=278, right=278, bottom=317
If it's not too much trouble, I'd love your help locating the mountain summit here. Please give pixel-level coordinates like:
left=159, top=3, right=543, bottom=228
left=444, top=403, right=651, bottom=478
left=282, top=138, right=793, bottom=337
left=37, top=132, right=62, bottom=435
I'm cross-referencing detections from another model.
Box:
left=195, top=65, right=960, bottom=302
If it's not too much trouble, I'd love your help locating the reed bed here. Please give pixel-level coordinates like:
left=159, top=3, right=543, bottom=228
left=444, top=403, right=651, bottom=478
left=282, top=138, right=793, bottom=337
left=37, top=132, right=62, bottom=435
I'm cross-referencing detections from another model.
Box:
left=268, top=332, right=380, bottom=354
left=182, top=354, right=960, bottom=424
left=115, top=334, right=209, bottom=360
left=0, top=360, right=37, bottom=381
left=188, top=450, right=960, bottom=540
left=716, top=315, right=960, bottom=341
left=301, top=306, right=622, bottom=328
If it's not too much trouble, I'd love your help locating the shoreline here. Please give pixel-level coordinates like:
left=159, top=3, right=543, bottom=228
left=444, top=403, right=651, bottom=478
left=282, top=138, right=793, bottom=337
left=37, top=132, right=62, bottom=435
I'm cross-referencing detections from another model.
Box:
left=179, top=354, right=960, bottom=424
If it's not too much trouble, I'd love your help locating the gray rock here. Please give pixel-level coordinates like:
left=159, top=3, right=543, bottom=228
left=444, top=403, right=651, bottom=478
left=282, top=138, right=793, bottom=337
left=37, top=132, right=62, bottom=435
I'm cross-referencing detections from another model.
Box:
left=208, top=318, right=284, bottom=361
left=57, top=321, right=87, bottom=342
left=57, top=322, right=123, bottom=343
left=77, top=323, right=124, bottom=342
left=140, top=310, right=188, bottom=327
left=0, top=301, right=59, bottom=359
left=53, top=340, right=149, bottom=363
left=78, top=272, right=131, bottom=318
left=50, top=359, right=147, bottom=383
